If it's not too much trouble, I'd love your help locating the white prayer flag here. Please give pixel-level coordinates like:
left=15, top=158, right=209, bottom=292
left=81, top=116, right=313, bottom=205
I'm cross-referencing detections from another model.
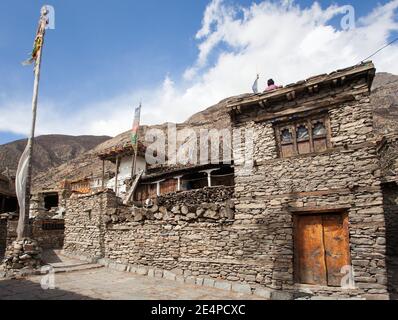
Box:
left=15, top=143, right=30, bottom=237
left=252, top=74, right=259, bottom=94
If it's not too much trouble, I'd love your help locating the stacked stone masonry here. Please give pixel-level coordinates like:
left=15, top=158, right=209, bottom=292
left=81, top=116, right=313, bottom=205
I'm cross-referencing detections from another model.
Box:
left=4, top=220, right=64, bottom=250
left=0, top=220, right=6, bottom=258
left=231, top=75, right=396, bottom=299
left=63, top=65, right=398, bottom=300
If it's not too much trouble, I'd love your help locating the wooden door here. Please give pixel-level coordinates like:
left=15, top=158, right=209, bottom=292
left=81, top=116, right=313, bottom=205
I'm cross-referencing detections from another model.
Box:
left=294, top=215, right=328, bottom=286
left=294, top=213, right=351, bottom=287
left=323, top=214, right=351, bottom=287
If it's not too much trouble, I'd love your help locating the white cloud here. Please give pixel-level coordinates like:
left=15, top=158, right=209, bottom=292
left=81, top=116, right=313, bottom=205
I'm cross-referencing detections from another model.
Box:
left=1, top=0, right=398, bottom=138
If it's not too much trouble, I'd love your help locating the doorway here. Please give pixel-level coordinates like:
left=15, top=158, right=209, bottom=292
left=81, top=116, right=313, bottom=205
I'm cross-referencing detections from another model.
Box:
left=294, top=213, right=351, bottom=287
left=44, top=193, right=59, bottom=211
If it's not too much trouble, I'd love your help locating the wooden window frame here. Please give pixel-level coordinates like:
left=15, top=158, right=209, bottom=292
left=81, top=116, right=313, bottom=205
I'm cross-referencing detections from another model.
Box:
left=275, top=115, right=331, bottom=158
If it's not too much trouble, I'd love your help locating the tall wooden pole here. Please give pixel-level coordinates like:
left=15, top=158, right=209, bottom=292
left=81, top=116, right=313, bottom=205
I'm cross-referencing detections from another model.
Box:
left=130, top=104, right=141, bottom=179
left=17, top=10, right=47, bottom=240
left=130, top=151, right=136, bottom=178
left=133, top=149, right=138, bottom=177
left=114, top=157, right=120, bottom=197
left=101, top=160, right=105, bottom=190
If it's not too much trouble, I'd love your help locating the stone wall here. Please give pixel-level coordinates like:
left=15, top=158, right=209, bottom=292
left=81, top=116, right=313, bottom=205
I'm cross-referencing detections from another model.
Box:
left=0, top=220, right=6, bottom=258
left=157, top=187, right=234, bottom=207
left=6, top=220, right=64, bottom=250
left=62, top=77, right=395, bottom=299
left=63, top=189, right=383, bottom=299
left=379, top=136, right=398, bottom=183
left=63, top=192, right=112, bottom=259
left=231, top=77, right=391, bottom=299
left=65, top=191, right=296, bottom=295
left=63, top=188, right=236, bottom=259
left=383, top=182, right=398, bottom=297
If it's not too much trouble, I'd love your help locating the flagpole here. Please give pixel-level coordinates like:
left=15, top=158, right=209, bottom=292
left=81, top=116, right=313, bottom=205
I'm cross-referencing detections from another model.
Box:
left=16, top=11, right=47, bottom=241
left=131, top=103, right=141, bottom=178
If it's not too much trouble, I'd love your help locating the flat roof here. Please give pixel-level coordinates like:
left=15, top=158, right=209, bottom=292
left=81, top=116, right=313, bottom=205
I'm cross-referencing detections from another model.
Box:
left=228, top=61, right=376, bottom=117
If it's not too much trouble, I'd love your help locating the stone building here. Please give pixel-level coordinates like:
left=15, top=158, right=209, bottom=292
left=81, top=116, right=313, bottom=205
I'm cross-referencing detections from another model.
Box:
left=229, top=61, right=397, bottom=298
left=0, top=172, right=65, bottom=260
left=0, top=173, right=17, bottom=215
left=98, top=142, right=148, bottom=198
left=62, top=62, right=397, bottom=300
left=134, top=163, right=234, bottom=203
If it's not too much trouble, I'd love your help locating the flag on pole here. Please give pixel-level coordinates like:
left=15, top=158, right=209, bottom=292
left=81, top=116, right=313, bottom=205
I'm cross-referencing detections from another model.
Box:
left=252, top=74, right=259, bottom=94
left=16, top=6, right=51, bottom=240
left=15, top=144, right=30, bottom=237
left=22, top=8, right=48, bottom=66
left=131, top=104, right=142, bottom=151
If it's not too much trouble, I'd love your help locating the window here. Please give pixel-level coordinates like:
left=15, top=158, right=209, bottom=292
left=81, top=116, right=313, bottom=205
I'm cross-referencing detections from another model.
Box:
left=42, top=221, right=65, bottom=231
left=296, top=124, right=310, bottom=155
left=276, top=116, right=330, bottom=158
left=280, top=127, right=295, bottom=158
left=312, top=121, right=328, bottom=153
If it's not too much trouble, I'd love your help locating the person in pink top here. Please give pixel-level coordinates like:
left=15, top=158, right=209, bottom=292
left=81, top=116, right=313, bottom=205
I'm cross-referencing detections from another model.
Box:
left=265, top=79, right=282, bottom=92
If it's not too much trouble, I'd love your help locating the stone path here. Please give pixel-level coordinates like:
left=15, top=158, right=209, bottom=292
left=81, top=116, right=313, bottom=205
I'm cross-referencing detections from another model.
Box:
left=0, top=268, right=262, bottom=300
left=41, top=250, right=103, bottom=273
left=0, top=250, right=262, bottom=300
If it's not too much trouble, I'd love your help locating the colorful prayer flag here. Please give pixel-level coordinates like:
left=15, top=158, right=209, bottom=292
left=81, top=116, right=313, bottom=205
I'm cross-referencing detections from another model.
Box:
left=22, top=8, right=48, bottom=66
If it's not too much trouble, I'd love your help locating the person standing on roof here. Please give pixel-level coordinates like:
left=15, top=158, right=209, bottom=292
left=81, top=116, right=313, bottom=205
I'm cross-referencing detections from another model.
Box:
left=265, top=79, right=282, bottom=92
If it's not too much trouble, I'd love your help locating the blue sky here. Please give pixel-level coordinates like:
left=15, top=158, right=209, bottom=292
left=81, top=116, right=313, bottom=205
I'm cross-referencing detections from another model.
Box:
left=1, top=0, right=397, bottom=144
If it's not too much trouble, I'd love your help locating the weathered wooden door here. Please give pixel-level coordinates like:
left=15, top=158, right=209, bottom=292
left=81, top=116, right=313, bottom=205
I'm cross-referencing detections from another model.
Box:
left=294, top=215, right=328, bottom=285
left=322, top=214, right=351, bottom=286
left=294, top=213, right=351, bottom=287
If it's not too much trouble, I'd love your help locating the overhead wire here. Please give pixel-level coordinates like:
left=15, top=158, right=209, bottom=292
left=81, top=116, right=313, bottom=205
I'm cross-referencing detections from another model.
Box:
left=360, top=37, right=398, bottom=63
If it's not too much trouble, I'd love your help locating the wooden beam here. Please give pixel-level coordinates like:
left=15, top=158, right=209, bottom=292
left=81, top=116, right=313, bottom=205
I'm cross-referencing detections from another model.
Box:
left=101, top=160, right=105, bottom=190
left=341, top=76, right=346, bottom=85
left=289, top=206, right=351, bottom=214
left=254, top=93, right=355, bottom=123
left=114, top=156, right=120, bottom=197
left=227, top=63, right=375, bottom=110
left=123, top=170, right=144, bottom=205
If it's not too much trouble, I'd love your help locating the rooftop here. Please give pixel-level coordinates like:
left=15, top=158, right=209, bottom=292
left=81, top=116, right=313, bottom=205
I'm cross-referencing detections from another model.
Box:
left=97, top=141, right=147, bottom=162
left=228, top=61, right=376, bottom=116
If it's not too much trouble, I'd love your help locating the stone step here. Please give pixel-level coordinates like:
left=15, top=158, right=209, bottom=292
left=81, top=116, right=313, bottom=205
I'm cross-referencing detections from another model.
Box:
left=49, top=262, right=94, bottom=269
left=50, top=263, right=103, bottom=274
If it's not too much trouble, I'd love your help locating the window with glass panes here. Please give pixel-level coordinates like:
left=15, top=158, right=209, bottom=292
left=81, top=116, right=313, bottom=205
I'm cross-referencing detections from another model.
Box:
left=275, top=116, right=331, bottom=158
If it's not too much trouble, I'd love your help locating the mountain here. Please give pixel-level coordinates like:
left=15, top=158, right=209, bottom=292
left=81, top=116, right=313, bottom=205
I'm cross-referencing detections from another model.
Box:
left=0, top=135, right=111, bottom=178
left=26, top=72, right=398, bottom=191
left=371, top=72, right=398, bottom=134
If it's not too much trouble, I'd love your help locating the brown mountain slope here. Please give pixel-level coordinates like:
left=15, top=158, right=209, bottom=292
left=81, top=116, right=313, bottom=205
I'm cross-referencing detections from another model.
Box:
left=371, top=72, right=398, bottom=134
left=0, top=135, right=111, bottom=178
left=32, top=72, right=398, bottom=191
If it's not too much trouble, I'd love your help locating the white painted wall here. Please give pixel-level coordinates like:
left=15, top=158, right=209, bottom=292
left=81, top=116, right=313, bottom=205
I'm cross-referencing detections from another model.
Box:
left=106, top=155, right=146, bottom=197
left=91, top=178, right=103, bottom=189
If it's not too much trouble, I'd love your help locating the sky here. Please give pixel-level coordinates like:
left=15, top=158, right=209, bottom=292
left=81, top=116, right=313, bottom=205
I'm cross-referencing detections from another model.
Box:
left=0, top=0, right=397, bottom=144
